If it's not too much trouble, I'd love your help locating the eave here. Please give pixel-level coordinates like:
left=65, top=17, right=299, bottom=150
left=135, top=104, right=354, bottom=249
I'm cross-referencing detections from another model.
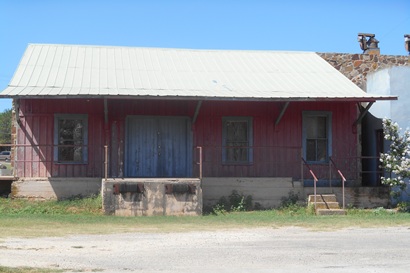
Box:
left=0, top=93, right=398, bottom=103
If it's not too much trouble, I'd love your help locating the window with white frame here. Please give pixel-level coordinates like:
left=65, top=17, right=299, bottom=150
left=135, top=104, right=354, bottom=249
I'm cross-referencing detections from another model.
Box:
left=54, top=114, right=88, bottom=163
left=222, top=117, right=253, bottom=164
left=303, top=112, right=332, bottom=163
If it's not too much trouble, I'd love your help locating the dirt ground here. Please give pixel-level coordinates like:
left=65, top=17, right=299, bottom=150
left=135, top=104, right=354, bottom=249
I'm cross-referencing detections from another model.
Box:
left=0, top=227, right=409, bottom=273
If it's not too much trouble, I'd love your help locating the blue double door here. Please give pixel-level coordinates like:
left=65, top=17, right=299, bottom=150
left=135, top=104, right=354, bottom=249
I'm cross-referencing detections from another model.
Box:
left=126, top=116, right=192, bottom=177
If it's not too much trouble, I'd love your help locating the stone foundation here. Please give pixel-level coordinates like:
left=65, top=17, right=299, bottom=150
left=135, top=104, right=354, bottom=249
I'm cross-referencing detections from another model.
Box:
left=102, top=178, right=202, bottom=216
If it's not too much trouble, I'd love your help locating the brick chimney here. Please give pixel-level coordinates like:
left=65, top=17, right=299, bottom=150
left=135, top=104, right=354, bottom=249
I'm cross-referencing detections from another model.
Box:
left=358, top=33, right=380, bottom=55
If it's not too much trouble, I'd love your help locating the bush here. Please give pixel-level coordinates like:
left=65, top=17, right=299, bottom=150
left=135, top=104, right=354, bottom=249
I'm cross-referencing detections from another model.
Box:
left=280, top=191, right=300, bottom=208
left=211, top=190, right=253, bottom=215
left=397, top=201, right=410, bottom=212
left=379, top=119, right=410, bottom=203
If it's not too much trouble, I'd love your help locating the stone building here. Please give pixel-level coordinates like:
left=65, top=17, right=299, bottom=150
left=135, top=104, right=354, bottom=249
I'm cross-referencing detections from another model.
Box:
left=319, top=35, right=410, bottom=200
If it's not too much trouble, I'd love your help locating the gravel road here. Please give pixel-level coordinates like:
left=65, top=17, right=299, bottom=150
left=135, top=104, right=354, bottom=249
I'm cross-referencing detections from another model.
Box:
left=1, top=227, right=409, bottom=273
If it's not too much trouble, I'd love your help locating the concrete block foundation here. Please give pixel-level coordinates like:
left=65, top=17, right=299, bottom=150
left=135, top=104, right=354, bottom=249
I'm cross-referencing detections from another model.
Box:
left=11, top=177, right=101, bottom=200
left=102, top=178, right=202, bottom=216
left=202, top=177, right=302, bottom=210
left=202, top=177, right=390, bottom=210
left=9, top=176, right=390, bottom=213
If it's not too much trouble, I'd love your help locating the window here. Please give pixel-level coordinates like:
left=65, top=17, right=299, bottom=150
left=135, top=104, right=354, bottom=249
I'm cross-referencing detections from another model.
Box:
left=54, top=114, right=88, bottom=163
left=222, top=117, right=253, bottom=164
left=303, top=112, right=332, bottom=163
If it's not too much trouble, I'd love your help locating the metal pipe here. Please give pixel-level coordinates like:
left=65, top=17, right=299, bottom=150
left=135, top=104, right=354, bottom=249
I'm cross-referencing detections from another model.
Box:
left=197, top=146, right=203, bottom=180
left=329, top=160, right=332, bottom=193
left=104, top=145, right=108, bottom=181
left=339, top=170, right=346, bottom=209
left=329, top=157, right=346, bottom=210
left=301, top=149, right=304, bottom=191
left=302, top=157, right=319, bottom=212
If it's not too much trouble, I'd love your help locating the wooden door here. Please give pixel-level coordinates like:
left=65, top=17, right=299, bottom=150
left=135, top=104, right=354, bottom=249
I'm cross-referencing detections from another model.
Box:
left=126, top=116, right=192, bottom=177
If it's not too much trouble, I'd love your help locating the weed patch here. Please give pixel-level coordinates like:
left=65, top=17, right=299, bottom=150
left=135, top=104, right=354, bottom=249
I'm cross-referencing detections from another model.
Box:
left=210, top=190, right=253, bottom=215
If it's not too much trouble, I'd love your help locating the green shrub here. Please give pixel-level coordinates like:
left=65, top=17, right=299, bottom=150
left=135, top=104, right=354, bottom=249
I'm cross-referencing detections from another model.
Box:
left=280, top=191, right=300, bottom=208
left=211, top=190, right=253, bottom=215
left=396, top=201, right=410, bottom=212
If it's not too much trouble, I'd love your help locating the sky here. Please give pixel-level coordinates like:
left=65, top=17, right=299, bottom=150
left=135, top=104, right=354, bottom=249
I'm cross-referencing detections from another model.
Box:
left=0, top=0, right=409, bottom=112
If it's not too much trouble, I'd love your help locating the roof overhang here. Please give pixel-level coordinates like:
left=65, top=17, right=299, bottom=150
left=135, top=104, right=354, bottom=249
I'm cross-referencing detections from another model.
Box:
left=0, top=90, right=398, bottom=103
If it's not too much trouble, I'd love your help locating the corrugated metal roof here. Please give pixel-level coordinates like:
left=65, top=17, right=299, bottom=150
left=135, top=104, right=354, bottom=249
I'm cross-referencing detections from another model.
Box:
left=0, top=44, right=396, bottom=101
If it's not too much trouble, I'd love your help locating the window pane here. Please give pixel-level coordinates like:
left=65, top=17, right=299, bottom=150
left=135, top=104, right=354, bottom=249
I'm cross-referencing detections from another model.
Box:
left=306, top=117, right=317, bottom=138
left=306, top=116, right=327, bottom=138
left=58, top=146, right=74, bottom=161
left=317, top=140, right=327, bottom=161
left=223, top=119, right=251, bottom=163
left=306, top=139, right=316, bottom=161
left=226, top=147, right=248, bottom=162
left=58, top=119, right=84, bottom=162
left=226, top=121, right=248, bottom=143
left=226, top=121, right=248, bottom=162
left=304, top=113, right=329, bottom=162
left=316, top=117, right=327, bottom=138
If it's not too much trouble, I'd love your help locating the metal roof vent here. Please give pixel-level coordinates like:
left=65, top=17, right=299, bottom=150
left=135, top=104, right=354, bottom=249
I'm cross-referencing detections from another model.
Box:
left=358, top=33, right=380, bottom=54
left=405, top=34, right=410, bottom=55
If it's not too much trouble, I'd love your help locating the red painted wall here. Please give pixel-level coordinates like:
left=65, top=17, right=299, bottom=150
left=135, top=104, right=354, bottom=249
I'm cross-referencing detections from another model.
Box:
left=193, top=100, right=358, bottom=180
left=15, top=98, right=358, bottom=181
left=16, top=99, right=105, bottom=178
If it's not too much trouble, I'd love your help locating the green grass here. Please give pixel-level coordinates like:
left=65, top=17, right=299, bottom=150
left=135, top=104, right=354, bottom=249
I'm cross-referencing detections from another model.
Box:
left=0, top=195, right=102, bottom=215
left=0, top=266, right=64, bottom=273
left=0, top=196, right=409, bottom=238
left=1, top=198, right=409, bottom=273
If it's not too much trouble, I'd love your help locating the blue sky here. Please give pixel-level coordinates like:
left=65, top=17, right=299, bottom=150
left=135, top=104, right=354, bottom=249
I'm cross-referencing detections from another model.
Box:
left=1, top=0, right=409, bottom=112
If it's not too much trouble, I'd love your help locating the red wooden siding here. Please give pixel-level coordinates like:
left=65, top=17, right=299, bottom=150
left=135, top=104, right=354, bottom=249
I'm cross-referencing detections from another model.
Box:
left=15, top=98, right=358, bottom=181
left=194, top=101, right=358, bottom=180
left=16, top=99, right=105, bottom=178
